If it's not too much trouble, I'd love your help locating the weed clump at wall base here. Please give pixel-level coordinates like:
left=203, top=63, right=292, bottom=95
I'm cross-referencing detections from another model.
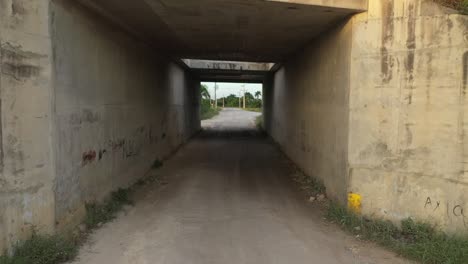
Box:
left=255, top=115, right=264, bottom=131
left=84, top=188, right=133, bottom=229
left=292, top=170, right=326, bottom=197
left=327, top=203, right=468, bottom=264
left=200, top=99, right=220, bottom=120
left=433, top=0, right=468, bottom=14
left=244, top=108, right=262, bottom=113
left=0, top=232, right=77, bottom=264
left=0, top=188, right=133, bottom=264
left=201, top=107, right=220, bottom=120
left=152, top=159, right=163, bottom=169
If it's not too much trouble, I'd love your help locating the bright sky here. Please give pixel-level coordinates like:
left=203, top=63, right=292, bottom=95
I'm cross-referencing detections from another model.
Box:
left=202, top=82, right=262, bottom=98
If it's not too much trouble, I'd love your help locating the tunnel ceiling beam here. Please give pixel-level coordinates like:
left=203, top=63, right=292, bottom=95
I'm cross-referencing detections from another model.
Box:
left=76, top=0, right=366, bottom=63
left=264, top=0, right=368, bottom=11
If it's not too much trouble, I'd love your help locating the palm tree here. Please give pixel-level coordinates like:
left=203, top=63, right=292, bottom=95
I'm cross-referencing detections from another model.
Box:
left=201, top=84, right=211, bottom=100
left=255, top=91, right=262, bottom=99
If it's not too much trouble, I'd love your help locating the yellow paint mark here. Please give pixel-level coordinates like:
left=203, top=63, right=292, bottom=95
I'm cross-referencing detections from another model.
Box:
left=348, top=192, right=361, bottom=214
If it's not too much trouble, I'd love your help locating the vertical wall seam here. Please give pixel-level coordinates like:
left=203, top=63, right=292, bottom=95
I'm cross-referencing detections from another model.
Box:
left=346, top=14, right=359, bottom=194
left=48, top=0, right=58, bottom=230
left=0, top=41, right=4, bottom=172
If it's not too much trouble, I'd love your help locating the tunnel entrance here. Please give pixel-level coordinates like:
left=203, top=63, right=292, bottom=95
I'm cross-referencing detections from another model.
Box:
left=4, top=0, right=468, bottom=261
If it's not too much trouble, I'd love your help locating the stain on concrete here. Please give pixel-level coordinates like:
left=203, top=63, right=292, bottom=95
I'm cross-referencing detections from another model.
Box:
left=98, top=149, right=107, bottom=160
left=382, top=156, right=408, bottom=170
left=13, top=168, right=24, bottom=175
left=2, top=62, right=41, bottom=80
left=0, top=43, right=44, bottom=80
left=405, top=4, right=416, bottom=76
left=463, top=51, right=468, bottom=91
left=5, top=134, right=23, bottom=161
left=381, top=0, right=395, bottom=84
left=81, top=109, right=99, bottom=123
left=404, top=3, right=417, bottom=105
left=11, top=0, right=26, bottom=16
left=446, top=17, right=453, bottom=31
left=69, top=109, right=99, bottom=125
left=405, top=123, right=413, bottom=145
left=123, top=139, right=139, bottom=158
left=110, top=139, right=125, bottom=150
left=359, top=141, right=392, bottom=159
left=401, top=147, right=430, bottom=158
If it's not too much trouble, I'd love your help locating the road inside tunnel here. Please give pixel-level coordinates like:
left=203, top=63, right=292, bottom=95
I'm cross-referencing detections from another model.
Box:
left=70, top=108, right=408, bottom=264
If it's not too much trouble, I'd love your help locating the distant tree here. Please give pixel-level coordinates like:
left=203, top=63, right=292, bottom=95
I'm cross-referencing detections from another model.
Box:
left=225, top=94, right=240, bottom=107
left=200, top=84, right=211, bottom=100
left=255, top=91, right=262, bottom=99
left=244, top=92, right=254, bottom=101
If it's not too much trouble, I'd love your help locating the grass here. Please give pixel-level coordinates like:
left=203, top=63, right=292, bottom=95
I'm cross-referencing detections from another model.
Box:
left=84, top=188, right=133, bottom=229
left=201, top=107, right=220, bottom=120
left=244, top=108, right=262, bottom=113
left=433, top=0, right=468, bottom=14
left=327, top=203, right=468, bottom=264
left=1, top=188, right=134, bottom=264
left=0, top=158, right=166, bottom=264
left=284, top=153, right=468, bottom=264
left=292, top=169, right=326, bottom=197
left=0, top=233, right=77, bottom=264
left=255, top=115, right=264, bottom=131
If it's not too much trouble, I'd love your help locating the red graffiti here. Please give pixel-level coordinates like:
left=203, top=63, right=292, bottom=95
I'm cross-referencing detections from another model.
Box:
left=82, top=150, right=96, bottom=166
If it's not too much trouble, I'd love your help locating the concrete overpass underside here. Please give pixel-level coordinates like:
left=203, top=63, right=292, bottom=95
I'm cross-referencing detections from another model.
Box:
left=1, top=0, right=468, bottom=253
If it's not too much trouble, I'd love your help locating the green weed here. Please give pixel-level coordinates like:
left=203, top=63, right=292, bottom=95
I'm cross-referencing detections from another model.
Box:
left=0, top=232, right=77, bottom=264
left=152, top=159, right=163, bottom=169
left=292, top=170, right=326, bottom=197
left=255, top=115, right=264, bottom=131
left=433, top=0, right=468, bottom=14
left=244, top=108, right=262, bottom=113
left=327, top=203, right=468, bottom=264
left=84, top=188, right=133, bottom=229
left=200, top=99, right=220, bottom=120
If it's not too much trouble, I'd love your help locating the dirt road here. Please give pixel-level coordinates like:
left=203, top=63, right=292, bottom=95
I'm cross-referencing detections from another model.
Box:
left=72, top=108, right=409, bottom=264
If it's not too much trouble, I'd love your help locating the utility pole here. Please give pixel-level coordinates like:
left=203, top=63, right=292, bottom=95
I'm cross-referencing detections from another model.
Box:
left=214, top=82, right=218, bottom=109
left=238, top=91, right=241, bottom=108
left=242, top=84, right=246, bottom=109
left=222, top=97, right=225, bottom=108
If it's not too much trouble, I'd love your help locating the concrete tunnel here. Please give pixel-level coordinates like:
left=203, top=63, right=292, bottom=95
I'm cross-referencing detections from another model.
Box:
left=1, top=0, right=468, bottom=252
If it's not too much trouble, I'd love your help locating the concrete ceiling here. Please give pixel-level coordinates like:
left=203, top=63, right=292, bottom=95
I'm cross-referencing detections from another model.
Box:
left=77, top=0, right=366, bottom=62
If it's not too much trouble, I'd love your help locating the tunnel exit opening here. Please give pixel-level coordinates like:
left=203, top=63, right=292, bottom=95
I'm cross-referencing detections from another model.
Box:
left=200, top=82, right=264, bottom=135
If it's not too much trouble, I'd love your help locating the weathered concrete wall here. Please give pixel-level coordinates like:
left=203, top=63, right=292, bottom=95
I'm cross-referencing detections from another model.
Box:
left=0, top=0, right=200, bottom=253
left=264, top=20, right=353, bottom=202
left=266, top=0, right=468, bottom=233
left=50, top=0, right=200, bottom=229
left=0, top=0, right=55, bottom=253
left=348, top=0, right=468, bottom=233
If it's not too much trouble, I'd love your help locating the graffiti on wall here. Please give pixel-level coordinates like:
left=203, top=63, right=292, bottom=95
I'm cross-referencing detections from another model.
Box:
left=424, top=197, right=467, bottom=228
left=81, top=124, right=164, bottom=167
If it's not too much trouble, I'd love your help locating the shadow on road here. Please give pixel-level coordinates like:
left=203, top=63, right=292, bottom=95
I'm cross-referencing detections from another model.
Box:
left=198, top=128, right=266, bottom=139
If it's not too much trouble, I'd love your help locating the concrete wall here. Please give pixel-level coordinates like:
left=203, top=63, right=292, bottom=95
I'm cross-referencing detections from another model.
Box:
left=264, top=20, right=353, bottom=202
left=0, top=0, right=55, bottom=253
left=0, top=0, right=200, bottom=252
left=348, top=0, right=468, bottom=233
left=50, top=0, right=200, bottom=229
left=266, top=0, right=468, bottom=233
